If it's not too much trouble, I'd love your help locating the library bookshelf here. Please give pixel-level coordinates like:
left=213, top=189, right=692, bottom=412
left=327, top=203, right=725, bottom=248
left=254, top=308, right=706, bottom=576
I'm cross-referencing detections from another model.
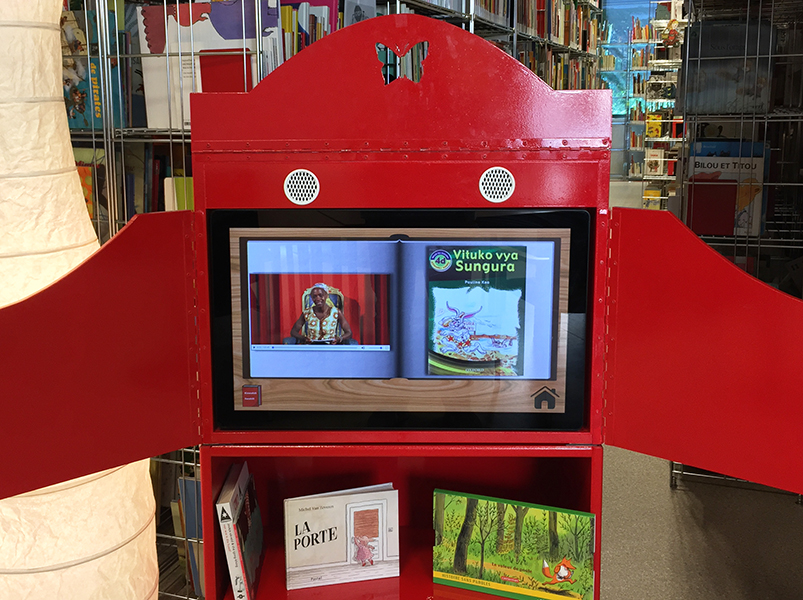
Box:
left=3, top=14, right=803, bottom=600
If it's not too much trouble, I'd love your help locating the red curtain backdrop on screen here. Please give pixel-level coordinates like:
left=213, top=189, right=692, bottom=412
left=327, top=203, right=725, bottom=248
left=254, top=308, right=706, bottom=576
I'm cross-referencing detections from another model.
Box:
left=249, top=273, right=390, bottom=345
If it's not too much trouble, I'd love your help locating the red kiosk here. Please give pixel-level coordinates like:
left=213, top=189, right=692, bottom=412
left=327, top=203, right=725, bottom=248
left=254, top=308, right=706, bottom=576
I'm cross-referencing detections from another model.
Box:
left=2, top=15, right=803, bottom=600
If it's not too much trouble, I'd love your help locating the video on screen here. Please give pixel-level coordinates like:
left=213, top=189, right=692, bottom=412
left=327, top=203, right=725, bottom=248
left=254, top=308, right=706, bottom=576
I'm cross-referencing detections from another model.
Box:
left=238, top=237, right=560, bottom=381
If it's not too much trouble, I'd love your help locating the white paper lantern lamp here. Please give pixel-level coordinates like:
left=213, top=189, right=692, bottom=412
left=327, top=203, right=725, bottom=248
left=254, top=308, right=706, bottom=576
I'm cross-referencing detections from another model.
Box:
left=0, top=2, right=159, bottom=598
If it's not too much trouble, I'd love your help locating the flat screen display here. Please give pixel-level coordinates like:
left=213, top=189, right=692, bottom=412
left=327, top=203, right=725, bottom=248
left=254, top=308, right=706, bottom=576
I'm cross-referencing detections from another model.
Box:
left=209, top=209, right=590, bottom=431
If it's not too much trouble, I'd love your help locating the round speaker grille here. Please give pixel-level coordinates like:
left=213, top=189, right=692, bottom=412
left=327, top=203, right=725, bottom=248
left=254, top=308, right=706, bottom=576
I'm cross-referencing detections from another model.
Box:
left=283, top=169, right=320, bottom=205
left=479, top=167, right=515, bottom=203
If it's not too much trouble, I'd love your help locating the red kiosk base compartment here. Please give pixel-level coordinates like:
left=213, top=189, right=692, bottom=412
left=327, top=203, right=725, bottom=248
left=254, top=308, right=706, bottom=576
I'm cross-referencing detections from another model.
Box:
left=200, top=444, right=601, bottom=600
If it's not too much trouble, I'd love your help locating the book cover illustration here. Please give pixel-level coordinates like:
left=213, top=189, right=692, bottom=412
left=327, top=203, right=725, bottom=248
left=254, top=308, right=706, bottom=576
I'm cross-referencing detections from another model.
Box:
left=61, top=11, right=90, bottom=127
left=688, top=140, right=767, bottom=236
left=230, top=231, right=570, bottom=413
left=644, top=148, right=665, bottom=177
left=433, top=490, right=594, bottom=600
left=137, top=0, right=283, bottom=129
left=284, top=483, right=399, bottom=590
left=61, top=11, right=124, bottom=130
left=216, top=462, right=265, bottom=600
left=427, top=246, right=527, bottom=377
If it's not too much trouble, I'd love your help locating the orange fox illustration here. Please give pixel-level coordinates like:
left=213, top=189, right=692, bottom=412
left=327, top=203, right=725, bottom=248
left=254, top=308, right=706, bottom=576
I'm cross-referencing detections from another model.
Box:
left=542, top=557, right=576, bottom=584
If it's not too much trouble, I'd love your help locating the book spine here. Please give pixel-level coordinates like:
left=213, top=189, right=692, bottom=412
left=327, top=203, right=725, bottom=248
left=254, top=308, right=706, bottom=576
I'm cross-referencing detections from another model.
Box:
left=218, top=502, right=250, bottom=600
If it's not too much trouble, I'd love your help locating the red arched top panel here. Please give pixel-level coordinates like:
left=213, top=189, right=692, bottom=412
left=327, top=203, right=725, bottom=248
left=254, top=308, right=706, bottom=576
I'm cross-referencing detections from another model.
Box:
left=190, top=15, right=612, bottom=211
left=191, top=14, right=612, bottom=148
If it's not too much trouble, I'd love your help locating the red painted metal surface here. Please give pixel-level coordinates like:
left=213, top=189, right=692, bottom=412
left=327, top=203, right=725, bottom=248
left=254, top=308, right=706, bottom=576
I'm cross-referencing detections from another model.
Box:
left=190, top=14, right=612, bottom=212
left=191, top=15, right=611, bottom=149
left=606, top=208, right=803, bottom=494
left=189, top=19, right=611, bottom=597
left=0, top=212, right=201, bottom=499
left=201, top=429, right=595, bottom=446
left=192, top=157, right=608, bottom=210
left=192, top=14, right=612, bottom=449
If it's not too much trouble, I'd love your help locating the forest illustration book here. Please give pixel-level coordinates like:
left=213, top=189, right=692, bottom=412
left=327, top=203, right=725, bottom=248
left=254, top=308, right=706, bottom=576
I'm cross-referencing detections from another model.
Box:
left=433, top=490, right=595, bottom=600
left=283, top=483, right=400, bottom=590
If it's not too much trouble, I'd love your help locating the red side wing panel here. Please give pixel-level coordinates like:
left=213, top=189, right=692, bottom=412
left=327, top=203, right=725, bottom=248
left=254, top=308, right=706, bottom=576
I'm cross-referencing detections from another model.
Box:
left=0, top=212, right=200, bottom=499
left=606, top=208, right=803, bottom=494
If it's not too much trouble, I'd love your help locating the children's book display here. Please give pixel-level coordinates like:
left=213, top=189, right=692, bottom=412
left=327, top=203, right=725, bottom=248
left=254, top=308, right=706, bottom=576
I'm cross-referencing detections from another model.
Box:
left=283, top=483, right=400, bottom=590
left=216, top=462, right=265, bottom=600
left=136, top=0, right=283, bottom=129
left=687, top=139, right=768, bottom=237
left=60, top=10, right=124, bottom=130
left=433, top=490, right=595, bottom=600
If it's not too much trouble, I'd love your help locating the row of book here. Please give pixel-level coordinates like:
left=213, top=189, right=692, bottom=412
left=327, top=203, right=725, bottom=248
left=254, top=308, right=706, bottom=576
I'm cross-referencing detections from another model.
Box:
left=215, top=461, right=595, bottom=600
left=631, top=17, right=656, bottom=43
left=475, top=0, right=509, bottom=27
left=518, top=45, right=602, bottom=90
left=630, top=46, right=654, bottom=69
left=61, top=0, right=346, bottom=131
left=632, top=73, right=647, bottom=95
left=599, top=53, right=615, bottom=71
left=64, top=0, right=609, bottom=130
left=516, top=0, right=599, bottom=53
left=645, top=110, right=682, bottom=139
left=73, top=142, right=193, bottom=231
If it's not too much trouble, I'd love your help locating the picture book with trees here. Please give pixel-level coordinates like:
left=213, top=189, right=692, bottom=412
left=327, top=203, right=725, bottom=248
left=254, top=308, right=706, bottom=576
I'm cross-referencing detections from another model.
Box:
left=283, top=483, right=399, bottom=590
left=433, top=490, right=595, bottom=600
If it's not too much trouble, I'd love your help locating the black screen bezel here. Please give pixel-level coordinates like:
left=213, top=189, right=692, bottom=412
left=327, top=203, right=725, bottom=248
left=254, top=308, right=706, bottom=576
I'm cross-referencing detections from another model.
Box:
left=208, top=208, right=591, bottom=432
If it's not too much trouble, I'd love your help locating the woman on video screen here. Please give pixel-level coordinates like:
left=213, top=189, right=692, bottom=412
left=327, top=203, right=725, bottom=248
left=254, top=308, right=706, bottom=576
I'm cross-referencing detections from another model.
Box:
left=290, top=283, right=353, bottom=344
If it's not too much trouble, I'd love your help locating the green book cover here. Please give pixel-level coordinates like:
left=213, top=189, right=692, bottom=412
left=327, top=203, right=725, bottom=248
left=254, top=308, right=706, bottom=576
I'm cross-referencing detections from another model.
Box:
left=426, top=245, right=527, bottom=377
left=433, top=490, right=595, bottom=600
